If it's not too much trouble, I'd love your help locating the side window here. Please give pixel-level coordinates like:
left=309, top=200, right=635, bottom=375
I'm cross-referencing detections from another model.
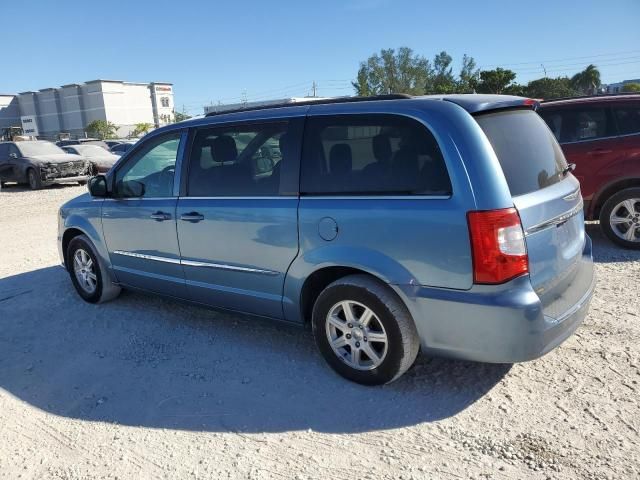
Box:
left=8, top=145, right=20, bottom=157
left=543, top=107, right=613, bottom=143
left=614, top=104, right=640, bottom=135
left=0, top=144, right=8, bottom=161
left=187, top=122, right=289, bottom=196
left=300, top=114, right=451, bottom=195
left=115, top=132, right=181, bottom=197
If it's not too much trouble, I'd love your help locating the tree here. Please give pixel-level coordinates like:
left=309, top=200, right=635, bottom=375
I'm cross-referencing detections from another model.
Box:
left=352, top=47, right=431, bottom=96
left=524, top=76, right=577, bottom=100
left=475, top=68, right=517, bottom=94
left=86, top=120, right=118, bottom=140
left=457, top=54, right=479, bottom=93
left=622, top=83, right=640, bottom=93
left=571, top=64, right=601, bottom=95
left=425, top=51, right=456, bottom=94
left=174, top=111, right=192, bottom=122
left=131, top=122, right=153, bottom=137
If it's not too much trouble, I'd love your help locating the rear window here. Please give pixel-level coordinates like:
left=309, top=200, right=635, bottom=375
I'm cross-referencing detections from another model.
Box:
left=476, top=109, right=568, bottom=197
left=301, top=114, right=451, bottom=195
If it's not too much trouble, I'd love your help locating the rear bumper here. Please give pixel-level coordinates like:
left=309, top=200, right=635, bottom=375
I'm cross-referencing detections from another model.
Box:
left=396, top=235, right=595, bottom=363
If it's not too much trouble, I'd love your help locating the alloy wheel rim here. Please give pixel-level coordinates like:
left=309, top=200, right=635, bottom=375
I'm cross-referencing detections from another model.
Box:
left=325, top=300, right=388, bottom=371
left=73, top=248, right=97, bottom=294
left=609, top=198, right=640, bottom=243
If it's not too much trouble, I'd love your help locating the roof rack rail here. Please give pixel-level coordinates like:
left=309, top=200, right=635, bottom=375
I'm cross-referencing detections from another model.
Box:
left=541, top=92, right=640, bottom=103
left=204, top=94, right=413, bottom=117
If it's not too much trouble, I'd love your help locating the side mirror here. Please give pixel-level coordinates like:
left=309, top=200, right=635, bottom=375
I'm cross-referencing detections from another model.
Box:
left=9, top=153, right=17, bottom=159
left=88, top=175, right=108, bottom=197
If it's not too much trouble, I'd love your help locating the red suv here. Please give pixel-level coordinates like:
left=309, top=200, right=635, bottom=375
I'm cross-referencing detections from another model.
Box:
left=538, top=94, right=640, bottom=248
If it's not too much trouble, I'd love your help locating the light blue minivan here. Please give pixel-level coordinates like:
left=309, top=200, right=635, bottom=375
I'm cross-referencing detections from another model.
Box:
left=58, top=94, right=595, bottom=384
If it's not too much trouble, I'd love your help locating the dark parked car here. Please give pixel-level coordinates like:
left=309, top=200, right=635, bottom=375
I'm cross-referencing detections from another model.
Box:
left=62, top=144, right=120, bottom=174
left=110, top=141, right=137, bottom=156
left=0, top=140, right=90, bottom=189
left=538, top=94, right=640, bottom=248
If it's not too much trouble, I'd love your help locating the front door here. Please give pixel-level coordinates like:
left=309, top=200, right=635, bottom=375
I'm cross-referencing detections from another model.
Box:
left=102, top=131, right=187, bottom=297
left=176, top=119, right=302, bottom=319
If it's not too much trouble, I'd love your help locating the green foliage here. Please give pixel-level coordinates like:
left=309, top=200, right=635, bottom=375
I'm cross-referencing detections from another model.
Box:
left=174, top=111, right=192, bottom=122
left=353, top=47, right=479, bottom=96
left=352, top=47, right=432, bottom=96
left=475, top=68, right=517, bottom=94
left=457, top=54, right=479, bottom=93
left=131, top=122, right=153, bottom=138
left=426, top=51, right=456, bottom=94
left=571, top=64, right=601, bottom=94
left=621, top=83, right=640, bottom=92
left=524, top=76, right=577, bottom=100
left=85, top=120, right=118, bottom=140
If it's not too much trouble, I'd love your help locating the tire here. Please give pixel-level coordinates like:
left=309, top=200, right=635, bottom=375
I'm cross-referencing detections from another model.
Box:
left=67, top=234, right=121, bottom=303
left=599, top=187, right=640, bottom=249
left=312, top=274, right=420, bottom=385
left=78, top=180, right=87, bottom=186
left=27, top=168, right=42, bottom=190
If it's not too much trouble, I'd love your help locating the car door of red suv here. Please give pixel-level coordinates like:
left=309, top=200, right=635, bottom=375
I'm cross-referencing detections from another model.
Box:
left=540, top=104, right=621, bottom=215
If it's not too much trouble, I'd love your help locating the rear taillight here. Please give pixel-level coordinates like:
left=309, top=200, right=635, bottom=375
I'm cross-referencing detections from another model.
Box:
left=467, top=208, right=528, bottom=284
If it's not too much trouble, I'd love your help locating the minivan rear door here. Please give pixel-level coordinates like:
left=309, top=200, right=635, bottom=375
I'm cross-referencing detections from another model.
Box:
left=476, top=109, right=591, bottom=315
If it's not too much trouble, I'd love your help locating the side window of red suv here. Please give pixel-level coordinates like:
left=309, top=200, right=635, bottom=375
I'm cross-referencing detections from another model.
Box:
left=541, top=107, right=614, bottom=144
left=614, top=104, right=640, bottom=135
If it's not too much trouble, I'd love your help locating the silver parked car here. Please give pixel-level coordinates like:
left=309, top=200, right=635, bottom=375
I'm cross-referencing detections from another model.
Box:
left=62, top=144, right=120, bottom=174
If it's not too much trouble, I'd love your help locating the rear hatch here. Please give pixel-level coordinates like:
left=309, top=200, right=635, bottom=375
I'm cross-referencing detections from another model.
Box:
left=476, top=108, right=592, bottom=317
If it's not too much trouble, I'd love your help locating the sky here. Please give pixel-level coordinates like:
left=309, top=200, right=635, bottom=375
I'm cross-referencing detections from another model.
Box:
left=1, top=0, right=639, bottom=115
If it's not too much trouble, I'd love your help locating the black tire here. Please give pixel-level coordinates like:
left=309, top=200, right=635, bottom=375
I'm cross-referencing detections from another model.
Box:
left=312, top=274, right=420, bottom=385
left=78, top=180, right=88, bottom=186
left=599, top=187, right=640, bottom=249
left=27, top=168, right=42, bottom=190
left=67, top=234, right=121, bottom=303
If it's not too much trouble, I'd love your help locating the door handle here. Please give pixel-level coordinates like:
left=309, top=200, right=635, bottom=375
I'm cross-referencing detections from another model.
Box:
left=150, top=211, right=172, bottom=221
left=587, top=149, right=612, bottom=155
left=180, top=212, right=205, bottom=223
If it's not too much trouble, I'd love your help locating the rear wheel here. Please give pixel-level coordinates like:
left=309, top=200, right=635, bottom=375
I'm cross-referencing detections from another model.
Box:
left=312, top=274, right=419, bottom=385
left=27, top=168, right=42, bottom=190
left=600, top=187, right=640, bottom=249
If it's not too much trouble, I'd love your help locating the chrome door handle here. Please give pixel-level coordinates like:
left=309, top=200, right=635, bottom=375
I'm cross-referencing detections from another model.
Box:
left=150, top=211, right=171, bottom=221
left=180, top=212, right=204, bottom=223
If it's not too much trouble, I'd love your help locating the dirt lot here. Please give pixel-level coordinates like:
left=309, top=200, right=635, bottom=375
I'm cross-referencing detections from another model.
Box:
left=0, top=184, right=638, bottom=480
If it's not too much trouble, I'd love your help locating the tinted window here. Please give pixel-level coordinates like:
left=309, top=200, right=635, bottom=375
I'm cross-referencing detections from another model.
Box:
left=300, top=114, right=451, bottom=195
left=115, top=133, right=181, bottom=197
left=539, top=107, right=613, bottom=143
left=187, top=123, right=289, bottom=196
left=0, top=144, right=8, bottom=160
left=614, top=104, right=640, bottom=135
left=476, top=109, right=568, bottom=197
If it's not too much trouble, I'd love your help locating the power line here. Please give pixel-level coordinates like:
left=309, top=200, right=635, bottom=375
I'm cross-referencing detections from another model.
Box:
left=480, top=49, right=640, bottom=69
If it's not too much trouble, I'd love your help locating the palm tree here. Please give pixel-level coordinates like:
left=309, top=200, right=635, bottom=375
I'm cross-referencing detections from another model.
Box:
left=571, top=64, right=601, bottom=95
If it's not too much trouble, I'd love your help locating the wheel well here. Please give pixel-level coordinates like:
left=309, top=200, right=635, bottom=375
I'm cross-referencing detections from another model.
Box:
left=593, top=178, right=640, bottom=219
left=61, top=228, right=84, bottom=269
left=300, top=266, right=379, bottom=325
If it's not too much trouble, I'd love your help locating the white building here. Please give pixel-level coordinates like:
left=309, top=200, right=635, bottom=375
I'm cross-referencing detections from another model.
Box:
left=606, top=79, right=640, bottom=94
left=2, top=80, right=175, bottom=140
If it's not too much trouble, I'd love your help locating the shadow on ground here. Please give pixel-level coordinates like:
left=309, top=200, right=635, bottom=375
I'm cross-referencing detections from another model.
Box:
left=0, top=266, right=510, bottom=434
left=587, top=222, right=640, bottom=263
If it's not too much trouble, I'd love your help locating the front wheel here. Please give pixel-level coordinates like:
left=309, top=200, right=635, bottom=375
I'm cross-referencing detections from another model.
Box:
left=67, top=234, right=121, bottom=303
left=600, top=187, right=640, bottom=249
left=27, top=168, right=42, bottom=190
left=312, top=274, right=420, bottom=385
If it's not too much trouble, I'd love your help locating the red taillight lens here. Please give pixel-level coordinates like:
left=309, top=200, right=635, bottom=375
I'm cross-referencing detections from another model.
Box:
left=467, top=208, right=529, bottom=284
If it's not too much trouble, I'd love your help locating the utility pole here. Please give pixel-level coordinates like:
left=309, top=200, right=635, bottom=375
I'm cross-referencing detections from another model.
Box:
left=311, top=81, right=317, bottom=97
left=541, top=64, right=547, bottom=78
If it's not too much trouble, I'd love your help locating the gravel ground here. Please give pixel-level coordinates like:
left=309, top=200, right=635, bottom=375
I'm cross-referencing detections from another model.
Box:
left=0, top=184, right=638, bottom=480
